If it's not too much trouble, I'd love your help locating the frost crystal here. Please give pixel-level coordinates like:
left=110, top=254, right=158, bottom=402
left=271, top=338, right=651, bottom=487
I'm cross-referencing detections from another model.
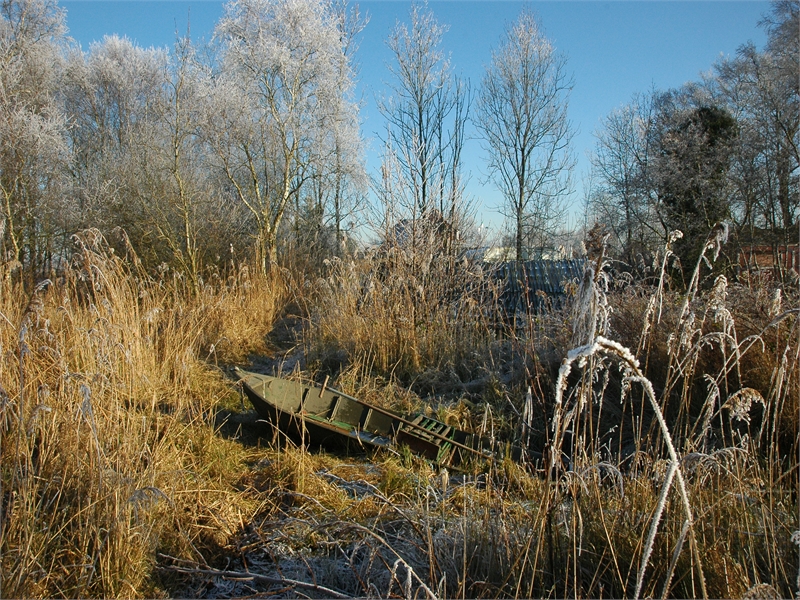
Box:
left=725, top=388, right=765, bottom=424
left=769, top=288, right=782, bottom=318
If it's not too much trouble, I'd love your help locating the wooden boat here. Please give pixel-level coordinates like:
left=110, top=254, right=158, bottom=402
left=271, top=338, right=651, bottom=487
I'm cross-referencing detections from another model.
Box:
left=234, top=368, right=512, bottom=469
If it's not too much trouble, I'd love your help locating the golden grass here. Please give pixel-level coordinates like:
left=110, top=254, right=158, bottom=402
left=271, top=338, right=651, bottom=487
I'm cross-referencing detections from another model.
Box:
left=2, top=226, right=797, bottom=598
left=0, top=230, right=285, bottom=598
left=307, top=254, right=499, bottom=387
left=293, top=230, right=798, bottom=599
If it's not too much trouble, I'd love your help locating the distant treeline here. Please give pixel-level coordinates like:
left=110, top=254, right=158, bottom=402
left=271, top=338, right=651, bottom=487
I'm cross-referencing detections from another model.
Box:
left=1, top=0, right=797, bottom=287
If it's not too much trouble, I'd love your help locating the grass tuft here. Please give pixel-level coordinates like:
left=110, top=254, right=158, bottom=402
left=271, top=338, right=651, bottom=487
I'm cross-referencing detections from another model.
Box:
left=3, top=226, right=797, bottom=598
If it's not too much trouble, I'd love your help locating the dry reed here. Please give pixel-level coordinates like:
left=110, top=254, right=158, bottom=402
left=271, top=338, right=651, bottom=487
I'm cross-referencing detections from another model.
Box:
left=2, top=223, right=797, bottom=598
left=0, top=229, right=285, bottom=598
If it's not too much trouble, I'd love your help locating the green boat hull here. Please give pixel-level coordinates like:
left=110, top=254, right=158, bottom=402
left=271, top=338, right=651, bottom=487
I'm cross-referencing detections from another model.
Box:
left=234, top=368, right=514, bottom=469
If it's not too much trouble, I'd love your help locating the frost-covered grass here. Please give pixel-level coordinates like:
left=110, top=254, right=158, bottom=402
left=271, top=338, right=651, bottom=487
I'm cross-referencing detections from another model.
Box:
left=295, top=225, right=798, bottom=598
left=0, top=230, right=285, bottom=598
left=1, top=227, right=797, bottom=598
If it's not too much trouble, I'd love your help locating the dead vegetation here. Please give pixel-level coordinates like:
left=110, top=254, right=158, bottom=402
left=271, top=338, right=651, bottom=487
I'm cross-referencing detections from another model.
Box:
left=1, top=227, right=798, bottom=598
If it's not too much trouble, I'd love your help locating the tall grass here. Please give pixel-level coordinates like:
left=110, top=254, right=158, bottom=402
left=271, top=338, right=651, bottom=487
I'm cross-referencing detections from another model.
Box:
left=307, top=252, right=502, bottom=392
left=2, top=224, right=797, bottom=598
left=289, top=225, right=798, bottom=598
left=0, top=229, right=285, bottom=598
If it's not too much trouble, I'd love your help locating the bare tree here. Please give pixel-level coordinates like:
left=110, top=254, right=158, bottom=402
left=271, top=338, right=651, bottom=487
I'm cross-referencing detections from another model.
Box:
left=377, top=1, right=471, bottom=254
left=146, top=35, right=243, bottom=289
left=587, top=91, right=664, bottom=260
left=330, top=1, right=367, bottom=255
left=713, top=0, right=798, bottom=244
left=156, top=36, right=204, bottom=288
left=0, top=0, right=69, bottom=279
left=206, top=0, right=359, bottom=274
left=475, top=9, right=574, bottom=261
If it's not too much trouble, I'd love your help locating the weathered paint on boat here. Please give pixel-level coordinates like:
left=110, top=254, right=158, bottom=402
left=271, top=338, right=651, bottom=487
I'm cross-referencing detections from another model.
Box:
left=235, top=367, right=395, bottom=450
left=234, top=368, right=505, bottom=469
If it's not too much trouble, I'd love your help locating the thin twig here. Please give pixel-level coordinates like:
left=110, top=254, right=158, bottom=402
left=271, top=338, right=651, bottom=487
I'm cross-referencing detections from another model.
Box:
left=338, top=522, right=439, bottom=599
left=156, top=563, right=352, bottom=599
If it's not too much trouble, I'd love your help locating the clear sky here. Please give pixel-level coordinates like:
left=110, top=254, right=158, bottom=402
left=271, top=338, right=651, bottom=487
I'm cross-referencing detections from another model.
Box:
left=61, top=0, right=770, bottom=235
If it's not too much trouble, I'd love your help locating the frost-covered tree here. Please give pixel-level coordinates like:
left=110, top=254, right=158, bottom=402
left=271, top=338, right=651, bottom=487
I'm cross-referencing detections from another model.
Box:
left=714, top=0, right=799, bottom=242
left=207, top=0, right=360, bottom=274
left=64, top=34, right=169, bottom=262
left=65, top=34, right=246, bottom=278
left=476, top=9, right=574, bottom=261
left=587, top=92, right=663, bottom=261
left=378, top=0, right=470, bottom=243
left=0, top=0, right=69, bottom=279
left=292, top=0, right=367, bottom=260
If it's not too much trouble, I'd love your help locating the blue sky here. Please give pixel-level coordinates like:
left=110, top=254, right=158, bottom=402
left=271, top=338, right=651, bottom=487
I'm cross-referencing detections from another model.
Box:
left=61, top=0, right=770, bottom=235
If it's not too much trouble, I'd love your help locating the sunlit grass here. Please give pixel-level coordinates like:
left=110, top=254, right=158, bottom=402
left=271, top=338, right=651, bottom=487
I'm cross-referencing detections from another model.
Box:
left=2, top=227, right=797, bottom=598
left=0, top=230, right=285, bottom=598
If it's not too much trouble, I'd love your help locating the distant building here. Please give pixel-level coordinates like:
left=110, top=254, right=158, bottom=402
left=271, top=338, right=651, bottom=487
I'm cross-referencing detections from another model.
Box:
left=737, top=244, right=799, bottom=278
left=462, top=245, right=573, bottom=263
left=493, top=258, right=586, bottom=316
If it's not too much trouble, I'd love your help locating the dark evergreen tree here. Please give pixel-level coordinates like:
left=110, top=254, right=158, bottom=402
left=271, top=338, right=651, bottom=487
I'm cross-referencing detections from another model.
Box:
left=653, top=101, right=739, bottom=271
